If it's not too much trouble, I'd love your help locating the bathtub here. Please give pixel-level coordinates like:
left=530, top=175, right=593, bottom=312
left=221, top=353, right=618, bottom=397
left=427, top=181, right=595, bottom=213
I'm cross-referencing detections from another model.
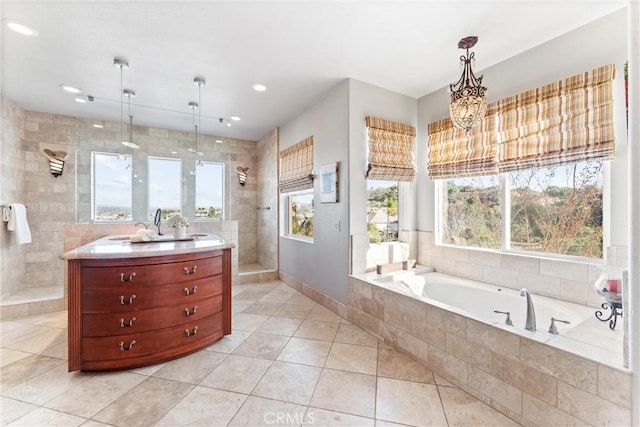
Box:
left=374, top=270, right=593, bottom=334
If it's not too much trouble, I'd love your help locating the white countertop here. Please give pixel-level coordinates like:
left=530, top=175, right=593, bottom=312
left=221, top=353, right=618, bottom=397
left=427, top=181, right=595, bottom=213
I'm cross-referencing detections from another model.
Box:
left=62, top=233, right=234, bottom=260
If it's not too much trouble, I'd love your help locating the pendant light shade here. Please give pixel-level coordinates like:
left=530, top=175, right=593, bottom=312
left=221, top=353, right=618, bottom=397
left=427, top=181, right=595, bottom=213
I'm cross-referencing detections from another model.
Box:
left=449, top=36, right=488, bottom=132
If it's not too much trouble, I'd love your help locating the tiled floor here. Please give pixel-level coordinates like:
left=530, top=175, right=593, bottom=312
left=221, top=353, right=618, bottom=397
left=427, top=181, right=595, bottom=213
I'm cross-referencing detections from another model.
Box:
left=1, top=281, right=520, bottom=426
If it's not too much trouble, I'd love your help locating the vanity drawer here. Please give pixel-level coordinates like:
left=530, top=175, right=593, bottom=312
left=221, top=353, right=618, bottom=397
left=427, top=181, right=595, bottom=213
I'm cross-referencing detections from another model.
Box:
left=82, top=294, right=222, bottom=337
left=81, top=255, right=222, bottom=289
left=81, top=312, right=223, bottom=363
left=82, top=275, right=222, bottom=313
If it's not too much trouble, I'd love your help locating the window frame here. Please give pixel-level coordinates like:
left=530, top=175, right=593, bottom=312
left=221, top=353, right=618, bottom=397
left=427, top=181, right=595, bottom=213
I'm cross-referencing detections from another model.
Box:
left=435, top=161, right=609, bottom=262
left=282, top=188, right=314, bottom=243
left=91, top=151, right=133, bottom=222
left=194, top=160, right=226, bottom=221
left=147, top=156, right=183, bottom=220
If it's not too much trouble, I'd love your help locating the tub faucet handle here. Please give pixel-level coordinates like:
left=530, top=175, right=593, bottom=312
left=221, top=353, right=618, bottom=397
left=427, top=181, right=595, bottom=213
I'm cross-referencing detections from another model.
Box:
left=493, top=310, right=513, bottom=326
left=548, top=317, right=570, bottom=335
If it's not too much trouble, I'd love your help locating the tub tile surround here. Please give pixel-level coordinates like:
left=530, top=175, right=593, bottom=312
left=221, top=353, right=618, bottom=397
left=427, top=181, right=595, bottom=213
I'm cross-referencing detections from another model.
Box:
left=417, top=231, right=628, bottom=309
left=347, top=276, right=632, bottom=427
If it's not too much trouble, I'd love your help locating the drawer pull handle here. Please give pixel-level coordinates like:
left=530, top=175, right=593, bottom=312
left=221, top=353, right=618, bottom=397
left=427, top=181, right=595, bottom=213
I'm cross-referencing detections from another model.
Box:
left=119, top=317, right=136, bottom=327
left=184, top=326, right=198, bottom=337
left=119, top=272, right=136, bottom=282
left=119, top=340, right=136, bottom=351
left=184, top=306, right=198, bottom=316
left=184, top=286, right=198, bottom=296
left=183, top=265, right=198, bottom=275
left=119, top=294, right=136, bottom=305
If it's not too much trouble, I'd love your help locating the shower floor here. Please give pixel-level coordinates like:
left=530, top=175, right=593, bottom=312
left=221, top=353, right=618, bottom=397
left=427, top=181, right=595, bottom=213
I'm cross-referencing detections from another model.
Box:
left=0, top=286, right=65, bottom=319
left=237, top=263, right=278, bottom=284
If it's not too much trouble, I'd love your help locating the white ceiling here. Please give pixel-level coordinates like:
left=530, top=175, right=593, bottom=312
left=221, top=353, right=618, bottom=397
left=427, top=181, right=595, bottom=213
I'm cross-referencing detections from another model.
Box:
left=1, top=1, right=626, bottom=141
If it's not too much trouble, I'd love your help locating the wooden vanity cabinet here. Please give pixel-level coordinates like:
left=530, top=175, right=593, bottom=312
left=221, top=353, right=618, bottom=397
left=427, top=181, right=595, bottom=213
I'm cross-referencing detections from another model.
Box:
left=68, top=248, right=231, bottom=372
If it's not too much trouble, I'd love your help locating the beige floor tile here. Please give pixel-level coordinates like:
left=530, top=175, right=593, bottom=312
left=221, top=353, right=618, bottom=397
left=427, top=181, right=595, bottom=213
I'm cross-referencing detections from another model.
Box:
left=3, top=364, right=92, bottom=406
left=259, top=289, right=297, bottom=304
left=234, top=285, right=279, bottom=302
left=39, top=335, right=69, bottom=360
left=0, top=396, right=37, bottom=426
left=205, top=330, right=251, bottom=353
left=242, top=301, right=284, bottom=316
left=79, top=421, right=113, bottom=427
left=325, top=342, right=378, bottom=375
left=286, top=293, right=317, bottom=307
left=152, top=350, right=227, bottom=384
left=439, top=386, right=520, bottom=426
left=155, top=386, right=247, bottom=426
left=255, top=316, right=303, bottom=336
left=252, top=361, right=322, bottom=405
left=306, top=305, right=342, bottom=323
left=232, top=300, right=254, bottom=314
left=92, top=377, right=193, bottom=427
left=128, top=362, right=166, bottom=376
left=377, top=348, right=435, bottom=384
left=20, top=311, right=68, bottom=328
left=374, top=420, right=413, bottom=427
left=434, top=373, right=456, bottom=387
left=375, top=377, right=447, bottom=426
left=310, top=369, right=376, bottom=418
left=229, top=396, right=307, bottom=427
left=274, top=303, right=314, bottom=319
left=277, top=337, right=332, bottom=367
left=44, top=372, right=146, bottom=418
left=200, top=354, right=272, bottom=394
left=0, top=348, right=31, bottom=367
left=3, top=324, right=65, bottom=353
left=294, top=319, right=340, bottom=341
left=303, top=408, right=375, bottom=426
left=7, top=407, right=86, bottom=427
left=232, top=332, right=290, bottom=360
left=232, top=313, right=270, bottom=332
left=334, top=323, right=378, bottom=347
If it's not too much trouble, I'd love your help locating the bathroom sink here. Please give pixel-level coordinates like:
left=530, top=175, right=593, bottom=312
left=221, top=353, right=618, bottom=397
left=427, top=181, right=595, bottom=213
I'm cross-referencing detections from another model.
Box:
left=108, top=236, right=131, bottom=241
left=188, top=233, right=208, bottom=237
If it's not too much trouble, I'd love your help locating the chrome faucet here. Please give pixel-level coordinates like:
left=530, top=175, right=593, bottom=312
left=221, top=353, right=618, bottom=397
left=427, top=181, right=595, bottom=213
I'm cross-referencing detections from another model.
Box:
left=520, top=288, right=536, bottom=332
left=134, top=221, right=149, bottom=230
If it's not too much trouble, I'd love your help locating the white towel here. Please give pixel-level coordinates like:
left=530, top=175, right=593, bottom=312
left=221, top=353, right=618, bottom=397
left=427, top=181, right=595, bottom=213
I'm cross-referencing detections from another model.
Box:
left=129, top=229, right=156, bottom=242
left=7, top=203, right=31, bottom=244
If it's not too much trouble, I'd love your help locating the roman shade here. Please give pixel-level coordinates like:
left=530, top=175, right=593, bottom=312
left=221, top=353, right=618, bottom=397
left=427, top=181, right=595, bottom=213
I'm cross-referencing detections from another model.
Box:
left=497, top=64, right=615, bottom=172
left=427, top=102, right=499, bottom=179
left=366, top=116, right=416, bottom=182
left=279, top=136, right=314, bottom=193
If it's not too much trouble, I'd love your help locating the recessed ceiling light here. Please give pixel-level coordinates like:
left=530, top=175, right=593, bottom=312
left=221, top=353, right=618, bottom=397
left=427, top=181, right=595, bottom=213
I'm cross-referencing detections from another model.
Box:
left=92, top=123, right=104, bottom=129
left=251, top=83, right=267, bottom=92
left=226, top=123, right=232, bottom=127
left=5, top=19, right=39, bottom=36
left=60, top=84, right=81, bottom=94
left=230, top=116, right=241, bottom=121
left=171, top=151, right=178, bottom=154
left=74, top=97, right=87, bottom=104
left=215, top=139, right=223, bottom=144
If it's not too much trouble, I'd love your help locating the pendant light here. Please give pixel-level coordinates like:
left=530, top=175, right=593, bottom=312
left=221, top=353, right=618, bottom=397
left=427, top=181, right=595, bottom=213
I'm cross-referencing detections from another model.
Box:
left=113, top=58, right=129, bottom=160
left=448, top=36, right=487, bottom=131
left=189, top=77, right=206, bottom=175
left=188, top=100, right=199, bottom=175
left=122, top=88, right=139, bottom=149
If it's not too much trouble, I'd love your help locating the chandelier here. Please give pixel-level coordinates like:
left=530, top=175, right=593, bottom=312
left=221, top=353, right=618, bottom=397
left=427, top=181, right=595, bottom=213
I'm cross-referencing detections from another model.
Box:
left=449, top=36, right=487, bottom=131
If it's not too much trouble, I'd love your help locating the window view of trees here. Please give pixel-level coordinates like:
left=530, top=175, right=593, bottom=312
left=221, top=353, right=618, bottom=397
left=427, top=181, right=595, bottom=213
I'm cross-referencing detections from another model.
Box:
left=510, top=161, right=603, bottom=258
left=367, top=181, right=399, bottom=243
left=288, top=191, right=314, bottom=238
left=441, top=176, right=501, bottom=249
left=440, top=161, right=604, bottom=259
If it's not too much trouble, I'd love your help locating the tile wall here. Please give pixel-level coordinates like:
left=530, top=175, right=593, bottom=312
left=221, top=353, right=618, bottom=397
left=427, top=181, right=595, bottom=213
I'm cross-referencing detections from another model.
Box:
left=256, top=128, right=279, bottom=270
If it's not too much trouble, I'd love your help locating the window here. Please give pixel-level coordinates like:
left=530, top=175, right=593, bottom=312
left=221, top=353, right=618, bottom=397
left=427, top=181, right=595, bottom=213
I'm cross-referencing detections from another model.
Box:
left=195, top=161, right=224, bottom=220
left=148, top=157, right=181, bottom=220
left=287, top=190, right=314, bottom=238
left=509, top=161, right=603, bottom=258
left=367, top=180, right=399, bottom=243
left=92, top=152, right=132, bottom=221
left=438, top=161, right=604, bottom=259
left=440, top=175, right=501, bottom=249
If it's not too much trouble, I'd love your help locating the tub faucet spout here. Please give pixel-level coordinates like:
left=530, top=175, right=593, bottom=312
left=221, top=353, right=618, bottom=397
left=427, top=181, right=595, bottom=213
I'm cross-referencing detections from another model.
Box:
left=520, top=288, right=536, bottom=332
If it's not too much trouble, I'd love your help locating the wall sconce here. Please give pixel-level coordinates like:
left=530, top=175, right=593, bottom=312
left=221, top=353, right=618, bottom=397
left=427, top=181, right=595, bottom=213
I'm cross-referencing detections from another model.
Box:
left=236, top=166, right=249, bottom=187
left=43, top=149, right=68, bottom=177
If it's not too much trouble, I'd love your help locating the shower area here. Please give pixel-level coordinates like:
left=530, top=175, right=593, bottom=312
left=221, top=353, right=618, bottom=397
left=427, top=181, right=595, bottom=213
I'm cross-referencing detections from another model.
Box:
left=0, top=97, right=279, bottom=318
